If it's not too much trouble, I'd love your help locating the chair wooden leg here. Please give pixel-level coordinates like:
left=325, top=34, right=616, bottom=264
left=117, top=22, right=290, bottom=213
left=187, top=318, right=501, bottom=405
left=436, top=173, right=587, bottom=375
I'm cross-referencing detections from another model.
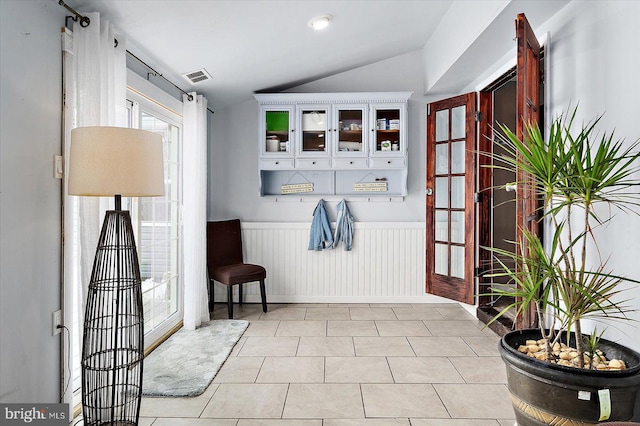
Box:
left=227, top=285, right=233, bottom=319
left=208, top=279, right=215, bottom=313
left=238, top=283, right=243, bottom=305
left=260, top=279, right=267, bottom=313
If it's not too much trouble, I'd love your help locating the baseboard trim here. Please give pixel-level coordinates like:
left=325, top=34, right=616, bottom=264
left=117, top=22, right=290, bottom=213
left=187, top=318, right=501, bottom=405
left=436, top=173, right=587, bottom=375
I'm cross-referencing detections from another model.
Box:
left=224, top=294, right=458, bottom=304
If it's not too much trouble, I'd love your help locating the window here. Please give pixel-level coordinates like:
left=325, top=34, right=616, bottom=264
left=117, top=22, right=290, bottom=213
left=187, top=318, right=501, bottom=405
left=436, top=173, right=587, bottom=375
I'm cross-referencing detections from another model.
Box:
left=127, top=97, right=183, bottom=345
left=68, top=95, right=183, bottom=411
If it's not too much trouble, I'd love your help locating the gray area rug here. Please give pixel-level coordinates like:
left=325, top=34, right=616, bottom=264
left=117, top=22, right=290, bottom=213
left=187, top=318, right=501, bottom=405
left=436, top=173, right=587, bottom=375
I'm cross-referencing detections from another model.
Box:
left=142, top=319, right=248, bottom=397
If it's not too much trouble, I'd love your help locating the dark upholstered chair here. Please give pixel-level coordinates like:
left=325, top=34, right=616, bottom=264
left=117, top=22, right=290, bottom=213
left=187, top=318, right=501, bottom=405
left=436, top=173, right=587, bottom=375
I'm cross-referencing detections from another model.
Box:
left=206, top=219, right=267, bottom=319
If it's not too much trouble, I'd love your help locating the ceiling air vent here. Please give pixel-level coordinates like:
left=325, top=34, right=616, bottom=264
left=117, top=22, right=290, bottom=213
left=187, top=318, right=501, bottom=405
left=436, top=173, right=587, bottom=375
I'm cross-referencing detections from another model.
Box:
left=181, top=68, right=212, bottom=85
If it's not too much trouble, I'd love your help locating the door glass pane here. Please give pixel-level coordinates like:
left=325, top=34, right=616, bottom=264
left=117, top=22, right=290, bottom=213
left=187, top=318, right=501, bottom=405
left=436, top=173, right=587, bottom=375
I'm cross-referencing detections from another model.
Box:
left=435, top=177, right=448, bottom=208
left=265, top=110, right=290, bottom=153
left=435, top=243, right=448, bottom=275
left=140, top=112, right=180, bottom=332
left=435, top=109, right=448, bottom=142
left=338, top=109, right=364, bottom=152
left=374, top=108, right=400, bottom=152
left=435, top=143, right=448, bottom=175
left=451, top=211, right=465, bottom=244
left=451, top=105, right=466, bottom=139
left=301, top=109, right=328, bottom=153
left=435, top=210, right=448, bottom=242
left=451, top=176, right=465, bottom=209
left=451, top=141, right=465, bottom=174
left=451, top=245, right=465, bottom=278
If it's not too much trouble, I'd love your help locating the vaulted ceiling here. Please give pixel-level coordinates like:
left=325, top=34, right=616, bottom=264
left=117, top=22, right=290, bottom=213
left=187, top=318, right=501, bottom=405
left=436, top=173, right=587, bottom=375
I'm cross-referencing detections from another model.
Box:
left=66, top=0, right=570, bottom=110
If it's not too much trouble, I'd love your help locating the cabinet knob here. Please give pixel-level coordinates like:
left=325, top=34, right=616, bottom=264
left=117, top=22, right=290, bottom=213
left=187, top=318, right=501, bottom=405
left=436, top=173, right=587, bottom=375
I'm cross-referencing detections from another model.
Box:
left=275, top=161, right=279, bottom=165
left=387, top=160, right=392, bottom=164
left=349, top=161, right=353, bottom=164
left=312, top=161, right=316, bottom=165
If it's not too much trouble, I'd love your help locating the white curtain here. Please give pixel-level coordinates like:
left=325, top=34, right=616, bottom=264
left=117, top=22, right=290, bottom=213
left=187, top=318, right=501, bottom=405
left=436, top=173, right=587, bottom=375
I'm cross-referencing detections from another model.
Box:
left=65, top=13, right=127, bottom=306
left=62, top=12, right=126, bottom=405
left=182, top=92, right=210, bottom=330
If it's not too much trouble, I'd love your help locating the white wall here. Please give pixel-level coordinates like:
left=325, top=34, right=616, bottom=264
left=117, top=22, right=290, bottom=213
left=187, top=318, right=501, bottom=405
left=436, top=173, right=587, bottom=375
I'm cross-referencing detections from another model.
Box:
left=422, top=0, right=507, bottom=92
left=540, top=0, right=640, bottom=354
left=423, top=0, right=570, bottom=96
left=208, top=50, right=427, bottom=223
left=0, top=0, right=66, bottom=402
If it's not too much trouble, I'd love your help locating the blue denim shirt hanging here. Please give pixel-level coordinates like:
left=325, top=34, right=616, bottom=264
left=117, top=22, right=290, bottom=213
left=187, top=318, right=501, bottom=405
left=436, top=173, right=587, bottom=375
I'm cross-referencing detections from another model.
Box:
left=308, top=199, right=334, bottom=251
left=332, top=199, right=354, bottom=251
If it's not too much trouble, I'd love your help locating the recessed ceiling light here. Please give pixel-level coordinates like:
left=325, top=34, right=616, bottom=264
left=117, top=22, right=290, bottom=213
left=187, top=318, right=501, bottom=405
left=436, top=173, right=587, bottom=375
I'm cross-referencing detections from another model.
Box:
left=307, top=15, right=332, bottom=31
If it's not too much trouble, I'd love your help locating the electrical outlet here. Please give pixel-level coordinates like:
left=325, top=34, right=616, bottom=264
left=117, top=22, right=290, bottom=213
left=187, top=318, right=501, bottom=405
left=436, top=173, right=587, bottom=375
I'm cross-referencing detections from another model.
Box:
left=52, top=310, right=62, bottom=336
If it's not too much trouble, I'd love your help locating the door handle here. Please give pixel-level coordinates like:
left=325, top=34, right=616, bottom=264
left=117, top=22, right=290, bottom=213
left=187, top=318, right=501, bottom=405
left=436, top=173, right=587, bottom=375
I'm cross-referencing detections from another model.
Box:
left=425, top=188, right=433, bottom=196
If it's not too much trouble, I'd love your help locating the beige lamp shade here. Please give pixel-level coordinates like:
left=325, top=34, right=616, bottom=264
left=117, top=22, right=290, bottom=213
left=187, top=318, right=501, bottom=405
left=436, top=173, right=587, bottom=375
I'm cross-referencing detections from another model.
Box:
left=69, top=126, right=165, bottom=197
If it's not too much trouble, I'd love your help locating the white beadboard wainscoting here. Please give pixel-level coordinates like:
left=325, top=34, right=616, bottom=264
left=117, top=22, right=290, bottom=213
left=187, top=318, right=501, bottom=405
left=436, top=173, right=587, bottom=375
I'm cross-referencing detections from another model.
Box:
left=210, top=222, right=449, bottom=304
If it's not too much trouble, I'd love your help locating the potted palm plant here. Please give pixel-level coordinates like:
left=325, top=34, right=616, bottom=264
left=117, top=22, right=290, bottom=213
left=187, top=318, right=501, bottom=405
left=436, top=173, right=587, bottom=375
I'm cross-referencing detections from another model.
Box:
left=485, top=107, right=640, bottom=425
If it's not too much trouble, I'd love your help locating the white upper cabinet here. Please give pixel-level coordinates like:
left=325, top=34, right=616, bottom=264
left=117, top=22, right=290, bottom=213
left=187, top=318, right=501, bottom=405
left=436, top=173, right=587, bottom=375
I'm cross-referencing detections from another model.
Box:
left=255, top=92, right=412, bottom=197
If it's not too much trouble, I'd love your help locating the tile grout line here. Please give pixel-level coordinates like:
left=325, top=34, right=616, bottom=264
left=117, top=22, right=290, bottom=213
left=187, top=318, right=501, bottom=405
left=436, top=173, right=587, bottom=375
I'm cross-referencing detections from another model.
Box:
left=279, top=383, right=291, bottom=419
left=431, top=382, right=454, bottom=420
left=385, top=356, right=397, bottom=384
left=197, top=382, right=220, bottom=419
left=255, top=356, right=266, bottom=384
left=358, top=382, right=367, bottom=419
left=447, top=355, right=469, bottom=384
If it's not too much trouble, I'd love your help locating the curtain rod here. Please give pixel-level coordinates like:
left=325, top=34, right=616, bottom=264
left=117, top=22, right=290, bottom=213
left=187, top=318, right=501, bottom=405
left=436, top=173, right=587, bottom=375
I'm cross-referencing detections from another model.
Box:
left=126, top=50, right=216, bottom=114
left=59, top=0, right=90, bottom=27
left=58, top=0, right=214, bottom=114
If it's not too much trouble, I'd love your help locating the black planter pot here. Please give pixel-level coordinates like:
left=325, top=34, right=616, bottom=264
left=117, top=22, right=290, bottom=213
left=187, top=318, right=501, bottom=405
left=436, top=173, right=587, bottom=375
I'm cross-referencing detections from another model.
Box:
left=499, top=329, right=640, bottom=425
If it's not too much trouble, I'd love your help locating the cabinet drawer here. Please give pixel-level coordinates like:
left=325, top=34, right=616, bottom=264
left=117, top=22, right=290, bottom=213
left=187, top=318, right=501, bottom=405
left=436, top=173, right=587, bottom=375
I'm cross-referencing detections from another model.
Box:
left=333, top=158, right=368, bottom=169
left=260, top=158, right=294, bottom=170
left=296, top=158, right=332, bottom=169
left=369, top=157, right=407, bottom=169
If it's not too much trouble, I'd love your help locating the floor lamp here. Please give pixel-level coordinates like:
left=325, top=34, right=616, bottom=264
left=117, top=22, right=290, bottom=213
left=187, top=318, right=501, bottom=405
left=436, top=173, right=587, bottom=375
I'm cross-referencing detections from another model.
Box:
left=69, top=126, right=164, bottom=426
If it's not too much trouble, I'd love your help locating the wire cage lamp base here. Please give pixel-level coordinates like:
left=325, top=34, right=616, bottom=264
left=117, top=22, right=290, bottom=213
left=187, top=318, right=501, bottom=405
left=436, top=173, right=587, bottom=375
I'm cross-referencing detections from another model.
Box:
left=81, top=208, right=144, bottom=426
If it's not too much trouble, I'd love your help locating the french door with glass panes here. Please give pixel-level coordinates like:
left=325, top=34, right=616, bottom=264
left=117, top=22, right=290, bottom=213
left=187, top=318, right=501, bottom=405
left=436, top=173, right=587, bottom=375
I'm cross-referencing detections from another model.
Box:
left=127, top=99, right=182, bottom=346
left=426, top=93, right=476, bottom=304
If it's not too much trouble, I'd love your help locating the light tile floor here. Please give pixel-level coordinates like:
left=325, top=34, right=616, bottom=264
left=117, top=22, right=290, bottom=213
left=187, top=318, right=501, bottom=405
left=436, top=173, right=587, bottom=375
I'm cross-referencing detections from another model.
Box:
left=140, top=303, right=516, bottom=426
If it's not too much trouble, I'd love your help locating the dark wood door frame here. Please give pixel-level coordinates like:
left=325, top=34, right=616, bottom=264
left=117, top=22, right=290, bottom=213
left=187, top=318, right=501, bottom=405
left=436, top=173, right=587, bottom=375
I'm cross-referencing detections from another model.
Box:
left=514, top=12, right=541, bottom=330
left=476, top=86, right=518, bottom=336
left=476, top=90, right=493, bottom=306
left=476, top=13, right=542, bottom=333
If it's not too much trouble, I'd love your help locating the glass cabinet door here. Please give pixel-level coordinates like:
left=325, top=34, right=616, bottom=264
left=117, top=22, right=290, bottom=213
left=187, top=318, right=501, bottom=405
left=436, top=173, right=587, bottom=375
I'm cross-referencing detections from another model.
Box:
left=262, top=107, right=293, bottom=156
left=298, top=106, right=330, bottom=156
left=371, top=104, right=405, bottom=155
left=333, top=105, right=367, bottom=157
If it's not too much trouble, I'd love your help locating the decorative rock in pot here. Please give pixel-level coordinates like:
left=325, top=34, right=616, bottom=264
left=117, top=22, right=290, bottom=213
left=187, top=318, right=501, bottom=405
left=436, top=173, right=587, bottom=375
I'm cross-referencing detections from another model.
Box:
left=499, top=329, right=640, bottom=425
